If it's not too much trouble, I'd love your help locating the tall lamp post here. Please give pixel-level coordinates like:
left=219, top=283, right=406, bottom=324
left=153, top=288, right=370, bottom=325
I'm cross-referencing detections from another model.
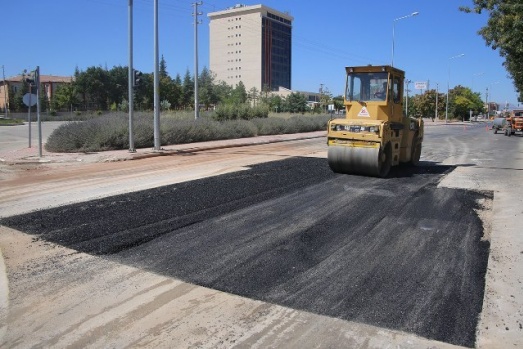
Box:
left=128, top=0, right=135, bottom=152
left=445, top=53, right=465, bottom=123
left=153, top=0, right=161, bottom=151
left=391, top=11, right=419, bottom=67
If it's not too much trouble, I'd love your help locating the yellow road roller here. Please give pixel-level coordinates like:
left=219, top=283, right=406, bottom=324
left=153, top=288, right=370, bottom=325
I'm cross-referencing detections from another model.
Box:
left=327, top=65, right=423, bottom=177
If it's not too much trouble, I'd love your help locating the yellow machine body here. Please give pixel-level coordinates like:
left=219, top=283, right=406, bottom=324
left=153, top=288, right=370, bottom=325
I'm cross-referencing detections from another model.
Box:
left=327, top=65, right=423, bottom=177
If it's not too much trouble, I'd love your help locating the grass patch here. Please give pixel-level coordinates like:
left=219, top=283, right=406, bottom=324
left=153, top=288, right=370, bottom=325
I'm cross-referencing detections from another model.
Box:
left=0, top=118, right=24, bottom=126
left=45, top=112, right=330, bottom=153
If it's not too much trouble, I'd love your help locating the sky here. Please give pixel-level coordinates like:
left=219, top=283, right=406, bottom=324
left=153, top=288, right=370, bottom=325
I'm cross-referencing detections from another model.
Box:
left=1, top=0, right=520, bottom=108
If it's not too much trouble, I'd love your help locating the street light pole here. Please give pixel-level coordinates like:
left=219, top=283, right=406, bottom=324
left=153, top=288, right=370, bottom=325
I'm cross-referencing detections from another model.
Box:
left=445, top=53, right=465, bottom=123
left=1, top=65, right=7, bottom=118
left=391, top=11, right=419, bottom=67
left=435, top=82, right=439, bottom=121
left=153, top=0, right=160, bottom=151
left=128, top=0, right=135, bottom=152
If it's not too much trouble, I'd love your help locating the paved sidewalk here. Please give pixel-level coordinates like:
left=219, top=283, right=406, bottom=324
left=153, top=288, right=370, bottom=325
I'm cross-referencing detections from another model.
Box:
left=0, top=131, right=327, bottom=165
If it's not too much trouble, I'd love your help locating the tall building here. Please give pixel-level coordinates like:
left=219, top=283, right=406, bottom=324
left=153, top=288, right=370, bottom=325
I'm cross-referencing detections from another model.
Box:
left=208, top=4, right=293, bottom=93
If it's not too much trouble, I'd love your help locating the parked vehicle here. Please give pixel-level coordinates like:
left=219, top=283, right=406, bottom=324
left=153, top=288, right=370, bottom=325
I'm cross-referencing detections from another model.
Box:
left=492, top=117, right=506, bottom=134
left=504, top=115, right=523, bottom=137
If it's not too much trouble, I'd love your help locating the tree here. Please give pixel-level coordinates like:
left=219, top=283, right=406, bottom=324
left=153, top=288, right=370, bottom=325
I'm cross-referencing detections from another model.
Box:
left=159, top=54, right=169, bottom=79
left=135, top=73, right=154, bottom=111
left=410, top=90, right=439, bottom=119
left=283, top=92, right=308, bottom=113
left=332, top=95, right=344, bottom=113
left=180, top=68, right=194, bottom=109
left=460, top=1, right=523, bottom=101
left=74, top=66, right=110, bottom=110
left=107, top=65, right=128, bottom=107
left=261, top=84, right=272, bottom=100
left=170, top=73, right=183, bottom=109
left=248, top=86, right=259, bottom=106
left=52, top=83, right=78, bottom=111
left=448, top=85, right=484, bottom=120
left=230, top=81, right=247, bottom=104
left=11, top=80, right=29, bottom=112
left=319, top=88, right=333, bottom=113
left=266, top=94, right=283, bottom=113
left=213, top=81, right=233, bottom=105
left=198, top=67, right=218, bottom=109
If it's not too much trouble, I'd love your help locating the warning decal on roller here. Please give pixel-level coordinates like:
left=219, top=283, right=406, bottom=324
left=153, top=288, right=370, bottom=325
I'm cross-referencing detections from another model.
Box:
left=358, top=106, right=370, bottom=117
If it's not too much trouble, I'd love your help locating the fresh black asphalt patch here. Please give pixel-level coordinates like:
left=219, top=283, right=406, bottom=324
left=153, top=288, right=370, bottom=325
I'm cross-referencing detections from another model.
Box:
left=1, top=157, right=490, bottom=347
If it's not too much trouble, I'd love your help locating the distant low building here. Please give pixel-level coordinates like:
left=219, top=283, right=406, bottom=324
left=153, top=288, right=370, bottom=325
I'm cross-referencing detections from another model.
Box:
left=0, top=75, right=73, bottom=112
left=275, top=86, right=321, bottom=109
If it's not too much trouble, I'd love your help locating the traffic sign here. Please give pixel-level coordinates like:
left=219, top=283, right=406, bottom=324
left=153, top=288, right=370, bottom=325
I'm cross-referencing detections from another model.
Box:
left=414, top=81, right=427, bottom=90
left=23, top=93, right=37, bottom=107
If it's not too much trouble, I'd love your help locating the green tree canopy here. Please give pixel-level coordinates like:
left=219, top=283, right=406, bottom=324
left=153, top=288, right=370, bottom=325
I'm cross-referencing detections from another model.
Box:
left=159, top=54, right=169, bottom=79
left=198, top=67, right=218, bottom=109
left=332, top=95, right=344, bottom=112
left=52, top=83, right=78, bottom=111
left=181, top=68, right=194, bottom=109
left=234, top=81, right=248, bottom=104
left=75, top=66, right=110, bottom=110
left=460, top=1, right=523, bottom=101
left=283, top=92, right=308, bottom=113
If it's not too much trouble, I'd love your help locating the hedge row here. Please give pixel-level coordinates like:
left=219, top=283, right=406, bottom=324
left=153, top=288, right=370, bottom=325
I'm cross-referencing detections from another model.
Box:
left=45, top=113, right=330, bottom=153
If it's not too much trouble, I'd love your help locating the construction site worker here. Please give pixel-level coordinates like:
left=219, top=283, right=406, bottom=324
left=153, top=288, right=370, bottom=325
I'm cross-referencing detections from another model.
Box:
left=374, top=82, right=387, bottom=100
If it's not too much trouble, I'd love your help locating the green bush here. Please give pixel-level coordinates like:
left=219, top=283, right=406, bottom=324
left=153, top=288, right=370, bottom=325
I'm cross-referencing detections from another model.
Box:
left=213, top=103, right=269, bottom=121
left=45, top=113, right=330, bottom=153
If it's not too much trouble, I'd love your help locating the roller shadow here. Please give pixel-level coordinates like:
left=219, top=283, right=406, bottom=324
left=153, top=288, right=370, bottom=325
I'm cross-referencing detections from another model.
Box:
left=389, top=161, right=455, bottom=178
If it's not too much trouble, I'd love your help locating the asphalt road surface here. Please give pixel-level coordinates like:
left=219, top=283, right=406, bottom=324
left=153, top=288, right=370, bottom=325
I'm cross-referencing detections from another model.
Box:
left=1, top=121, right=522, bottom=348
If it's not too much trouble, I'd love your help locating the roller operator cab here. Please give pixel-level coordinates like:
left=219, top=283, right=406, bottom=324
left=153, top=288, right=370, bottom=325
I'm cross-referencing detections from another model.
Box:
left=327, top=65, right=424, bottom=177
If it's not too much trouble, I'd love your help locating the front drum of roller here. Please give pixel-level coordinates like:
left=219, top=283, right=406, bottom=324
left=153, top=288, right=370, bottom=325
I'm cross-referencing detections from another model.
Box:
left=327, top=144, right=391, bottom=178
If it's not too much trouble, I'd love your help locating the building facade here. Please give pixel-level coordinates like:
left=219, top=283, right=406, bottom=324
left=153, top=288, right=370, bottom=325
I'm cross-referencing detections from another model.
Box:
left=208, top=4, right=293, bottom=92
left=0, top=75, right=73, bottom=113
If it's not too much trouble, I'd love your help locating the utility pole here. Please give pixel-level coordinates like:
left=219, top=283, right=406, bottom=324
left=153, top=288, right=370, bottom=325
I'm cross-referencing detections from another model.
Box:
left=128, top=0, right=135, bottom=152
left=405, top=79, right=412, bottom=117
left=435, top=83, right=438, bottom=121
left=35, top=66, right=42, bottom=157
left=319, top=83, right=324, bottom=112
left=1, top=65, right=7, bottom=118
left=153, top=0, right=161, bottom=150
left=486, top=87, right=489, bottom=119
left=193, top=1, right=202, bottom=119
